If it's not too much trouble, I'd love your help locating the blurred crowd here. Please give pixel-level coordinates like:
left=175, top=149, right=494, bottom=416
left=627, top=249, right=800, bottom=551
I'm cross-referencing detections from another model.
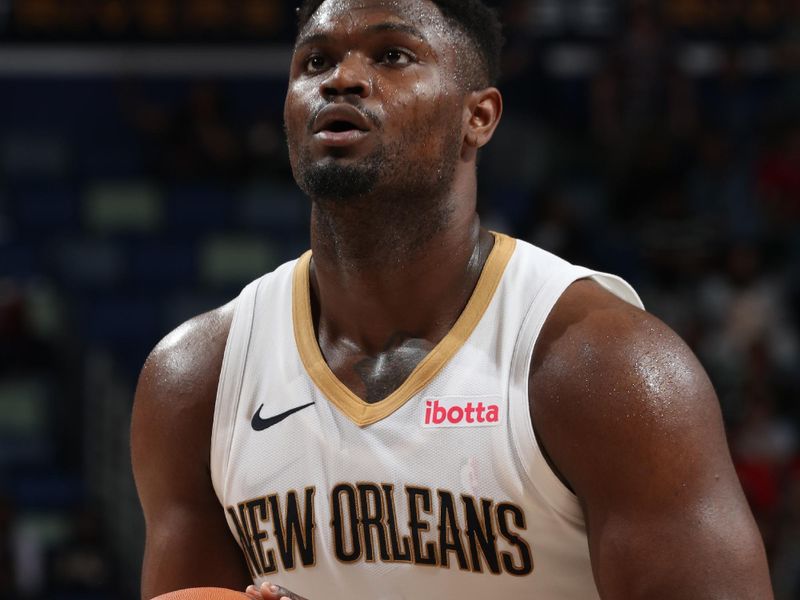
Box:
left=487, top=2, right=800, bottom=597
left=0, top=1, right=799, bottom=598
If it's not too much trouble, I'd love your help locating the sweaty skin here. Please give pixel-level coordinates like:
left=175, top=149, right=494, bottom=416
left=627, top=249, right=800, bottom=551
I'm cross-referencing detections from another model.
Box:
left=131, top=0, right=773, bottom=598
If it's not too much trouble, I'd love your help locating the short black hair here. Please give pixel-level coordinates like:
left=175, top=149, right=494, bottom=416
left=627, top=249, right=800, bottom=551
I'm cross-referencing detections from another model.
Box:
left=295, top=0, right=504, bottom=89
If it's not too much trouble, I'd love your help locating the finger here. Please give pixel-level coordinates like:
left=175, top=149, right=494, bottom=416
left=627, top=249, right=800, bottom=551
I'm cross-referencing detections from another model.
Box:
left=260, top=582, right=307, bottom=600
left=245, top=585, right=263, bottom=599
left=258, top=582, right=283, bottom=600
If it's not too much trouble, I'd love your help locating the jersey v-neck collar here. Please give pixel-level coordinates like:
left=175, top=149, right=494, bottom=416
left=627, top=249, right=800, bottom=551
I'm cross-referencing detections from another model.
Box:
left=292, top=231, right=517, bottom=427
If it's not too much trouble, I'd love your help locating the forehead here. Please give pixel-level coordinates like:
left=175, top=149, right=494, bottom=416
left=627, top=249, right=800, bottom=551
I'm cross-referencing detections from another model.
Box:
left=300, top=0, right=453, bottom=42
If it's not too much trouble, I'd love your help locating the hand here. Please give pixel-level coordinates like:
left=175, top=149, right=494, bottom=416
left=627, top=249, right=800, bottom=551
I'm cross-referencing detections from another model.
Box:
left=245, top=582, right=309, bottom=600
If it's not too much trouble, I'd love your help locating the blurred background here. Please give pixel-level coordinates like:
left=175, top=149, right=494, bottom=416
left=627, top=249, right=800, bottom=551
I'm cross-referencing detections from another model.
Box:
left=0, top=0, right=798, bottom=598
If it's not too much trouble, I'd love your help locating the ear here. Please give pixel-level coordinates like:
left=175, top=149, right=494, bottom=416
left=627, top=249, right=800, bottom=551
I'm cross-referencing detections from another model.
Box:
left=462, top=87, right=503, bottom=151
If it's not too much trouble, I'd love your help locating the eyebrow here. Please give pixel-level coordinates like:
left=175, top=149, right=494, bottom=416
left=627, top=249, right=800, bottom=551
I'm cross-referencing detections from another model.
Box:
left=295, top=21, right=429, bottom=50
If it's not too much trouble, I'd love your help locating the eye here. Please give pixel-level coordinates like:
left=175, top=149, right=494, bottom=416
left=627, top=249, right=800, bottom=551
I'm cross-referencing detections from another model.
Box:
left=304, top=54, right=330, bottom=73
left=380, top=48, right=414, bottom=66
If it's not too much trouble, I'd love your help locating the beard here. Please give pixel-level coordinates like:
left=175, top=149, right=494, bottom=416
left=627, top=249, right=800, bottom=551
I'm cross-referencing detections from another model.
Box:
left=294, top=145, right=386, bottom=201
left=290, top=120, right=461, bottom=206
left=286, top=105, right=464, bottom=267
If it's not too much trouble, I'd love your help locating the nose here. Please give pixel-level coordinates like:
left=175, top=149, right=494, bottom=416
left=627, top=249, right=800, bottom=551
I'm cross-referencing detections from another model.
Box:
left=320, top=53, right=372, bottom=99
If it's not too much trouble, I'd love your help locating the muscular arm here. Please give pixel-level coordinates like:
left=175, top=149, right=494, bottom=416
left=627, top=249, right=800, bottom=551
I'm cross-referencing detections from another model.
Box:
left=131, top=302, right=252, bottom=599
left=530, top=281, right=773, bottom=599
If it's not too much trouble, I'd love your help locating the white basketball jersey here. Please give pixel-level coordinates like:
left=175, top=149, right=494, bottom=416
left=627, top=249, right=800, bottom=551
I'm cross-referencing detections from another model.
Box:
left=211, top=233, right=642, bottom=599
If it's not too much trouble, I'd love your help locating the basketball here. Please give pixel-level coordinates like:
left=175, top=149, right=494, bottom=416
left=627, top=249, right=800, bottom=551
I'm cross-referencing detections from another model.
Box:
left=152, top=588, right=251, bottom=600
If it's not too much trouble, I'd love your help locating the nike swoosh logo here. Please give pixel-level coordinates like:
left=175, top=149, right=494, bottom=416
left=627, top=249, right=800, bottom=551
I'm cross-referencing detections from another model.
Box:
left=251, top=402, right=315, bottom=431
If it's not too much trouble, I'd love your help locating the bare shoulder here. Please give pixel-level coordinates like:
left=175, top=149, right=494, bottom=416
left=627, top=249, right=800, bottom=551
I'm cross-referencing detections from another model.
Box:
left=528, top=279, right=772, bottom=598
left=132, top=299, right=236, bottom=504
left=136, top=300, right=236, bottom=410
left=529, top=277, right=726, bottom=496
left=131, top=301, right=235, bottom=482
left=132, top=300, right=253, bottom=597
left=529, top=279, right=712, bottom=445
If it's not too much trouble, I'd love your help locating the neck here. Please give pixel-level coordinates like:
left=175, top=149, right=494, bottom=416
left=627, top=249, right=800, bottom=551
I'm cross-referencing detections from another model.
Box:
left=310, top=187, right=455, bottom=272
left=308, top=178, right=491, bottom=354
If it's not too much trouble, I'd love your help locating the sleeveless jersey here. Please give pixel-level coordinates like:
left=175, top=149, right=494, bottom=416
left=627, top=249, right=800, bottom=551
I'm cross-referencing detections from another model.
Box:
left=211, top=233, right=642, bottom=599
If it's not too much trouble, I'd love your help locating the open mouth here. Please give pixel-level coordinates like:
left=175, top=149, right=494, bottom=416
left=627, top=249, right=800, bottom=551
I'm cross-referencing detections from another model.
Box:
left=312, top=104, right=373, bottom=136
left=314, top=119, right=370, bottom=148
left=311, top=105, right=372, bottom=147
left=324, top=120, right=361, bottom=133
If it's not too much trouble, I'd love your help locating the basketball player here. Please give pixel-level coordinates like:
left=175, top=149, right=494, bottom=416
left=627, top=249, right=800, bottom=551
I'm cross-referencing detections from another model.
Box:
left=131, top=0, right=774, bottom=598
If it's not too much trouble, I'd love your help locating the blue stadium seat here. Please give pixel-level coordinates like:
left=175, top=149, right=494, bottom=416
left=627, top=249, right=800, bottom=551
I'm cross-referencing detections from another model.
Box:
left=237, top=179, right=310, bottom=233
left=0, top=375, right=53, bottom=467
left=1, top=469, right=83, bottom=510
left=79, top=293, right=159, bottom=350
left=77, top=141, right=146, bottom=179
left=0, top=241, right=39, bottom=279
left=165, top=182, right=234, bottom=232
left=82, top=180, right=164, bottom=234
left=5, top=178, right=80, bottom=236
left=1, top=133, right=69, bottom=178
left=129, top=239, right=197, bottom=288
left=50, top=238, right=126, bottom=289
left=197, top=232, right=277, bottom=288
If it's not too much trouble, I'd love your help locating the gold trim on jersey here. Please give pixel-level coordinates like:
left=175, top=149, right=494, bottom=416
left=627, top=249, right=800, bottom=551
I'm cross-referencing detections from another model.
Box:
left=292, top=232, right=517, bottom=427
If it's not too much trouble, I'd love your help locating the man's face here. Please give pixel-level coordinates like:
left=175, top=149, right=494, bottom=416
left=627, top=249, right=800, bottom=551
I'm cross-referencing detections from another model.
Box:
left=284, top=0, right=467, bottom=202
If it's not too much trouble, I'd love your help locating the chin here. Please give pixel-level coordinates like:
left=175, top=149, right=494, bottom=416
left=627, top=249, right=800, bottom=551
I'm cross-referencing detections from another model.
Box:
left=298, top=163, right=380, bottom=202
left=295, top=146, right=386, bottom=202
